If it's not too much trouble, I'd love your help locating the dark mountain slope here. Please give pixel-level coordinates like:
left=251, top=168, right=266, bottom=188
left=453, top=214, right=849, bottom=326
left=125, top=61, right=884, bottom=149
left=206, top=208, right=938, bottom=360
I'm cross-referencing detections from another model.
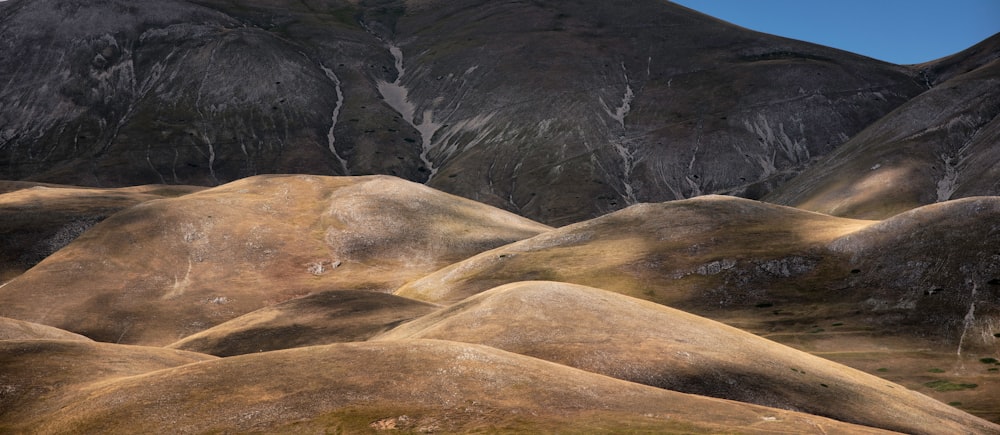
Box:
left=382, top=0, right=925, bottom=223
left=0, top=0, right=926, bottom=223
left=766, top=37, right=1000, bottom=218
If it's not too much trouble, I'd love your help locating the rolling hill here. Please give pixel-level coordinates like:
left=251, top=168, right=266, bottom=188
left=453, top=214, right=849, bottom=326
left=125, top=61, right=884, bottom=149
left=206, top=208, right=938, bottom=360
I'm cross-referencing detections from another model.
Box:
left=0, top=181, right=202, bottom=281
left=0, top=174, right=549, bottom=345
left=167, top=289, right=438, bottom=356
left=3, top=339, right=900, bottom=434
left=379, top=280, right=998, bottom=434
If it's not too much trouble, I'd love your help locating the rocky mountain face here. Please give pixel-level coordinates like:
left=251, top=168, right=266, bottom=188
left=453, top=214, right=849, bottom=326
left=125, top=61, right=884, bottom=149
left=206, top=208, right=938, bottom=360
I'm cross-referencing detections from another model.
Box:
left=766, top=35, right=1000, bottom=218
left=0, top=0, right=936, bottom=224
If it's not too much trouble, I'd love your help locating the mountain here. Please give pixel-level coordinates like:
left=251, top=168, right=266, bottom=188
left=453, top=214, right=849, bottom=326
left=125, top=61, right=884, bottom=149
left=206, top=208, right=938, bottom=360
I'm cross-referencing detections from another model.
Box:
left=0, top=0, right=930, bottom=224
left=765, top=34, right=1000, bottom=218
left=0, top=174, right=549, bottom=345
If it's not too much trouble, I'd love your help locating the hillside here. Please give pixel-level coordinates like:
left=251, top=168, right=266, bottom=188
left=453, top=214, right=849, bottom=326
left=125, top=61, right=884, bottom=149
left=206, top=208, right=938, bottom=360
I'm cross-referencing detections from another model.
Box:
left=0, top=175, right=549, bottom=345
left=0, top=181, right=202, bottom=281
left=380, top=281, right=997, bottom=434
left=167, top=289, right=438, bottom=356
left=4, top=339, right=900, bottom=434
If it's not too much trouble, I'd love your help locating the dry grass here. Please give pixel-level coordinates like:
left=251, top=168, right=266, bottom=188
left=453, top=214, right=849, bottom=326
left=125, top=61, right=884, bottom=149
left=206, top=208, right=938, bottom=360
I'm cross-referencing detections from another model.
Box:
left=0, top=175, right=549, bottom=345
left=0, top=339, right=215, bottom=426
left=0, top=317, right=93, bottom=341
left=2, top=178, right=997, bottom=431
left=7, top=340, right=895, bottom=434
left=0, top=182, right=203, bottom=282
left=396, top=194, right=876, bottom=305
left=168, top=289, right=438, bottom=356
left=378, top=281, right=999, bottom=435
left=394, top=194, right=1000, bottom=424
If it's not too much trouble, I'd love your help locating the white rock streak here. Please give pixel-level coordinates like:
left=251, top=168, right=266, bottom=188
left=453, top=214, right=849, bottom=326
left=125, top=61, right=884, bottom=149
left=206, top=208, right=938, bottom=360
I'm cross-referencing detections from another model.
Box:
left=199, top=133, right=217, bottom=183
left=956, top=282, right=978, bottom=356
left=936, top=139, right=973, bottom=202
left=374, top=41, right=442, bottom=182
left=606, top=62, right=634, bottom=129
left=604, top=62, right=638, bottom=204
left=320, top=64, right=350, bottom=175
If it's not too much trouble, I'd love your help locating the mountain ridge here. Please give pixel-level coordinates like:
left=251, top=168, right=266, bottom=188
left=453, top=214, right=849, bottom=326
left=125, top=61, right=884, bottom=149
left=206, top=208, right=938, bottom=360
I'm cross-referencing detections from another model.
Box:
left=0, top=0, right=951, bottom=224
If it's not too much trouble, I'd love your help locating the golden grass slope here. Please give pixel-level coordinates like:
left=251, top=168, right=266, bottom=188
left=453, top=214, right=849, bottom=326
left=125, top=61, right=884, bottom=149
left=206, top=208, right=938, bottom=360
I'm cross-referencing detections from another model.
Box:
left=0, top=317, right=92, bottom=341
left=0, top=175, right=550, bottom=345
left=167, top=289, right=438, bottom=356
left=395, top=194, right=875, bottom=306
left=0, top=340, right=215, bottom=428
left=0, top=181, right=202, bottom=282
left=395, top=195, right=999, bottom=349
left=378, top=281, right=999, bottom=435
left=11, top=340, right=896, bottom=434
left=393, top=194, right=1000, bottom=423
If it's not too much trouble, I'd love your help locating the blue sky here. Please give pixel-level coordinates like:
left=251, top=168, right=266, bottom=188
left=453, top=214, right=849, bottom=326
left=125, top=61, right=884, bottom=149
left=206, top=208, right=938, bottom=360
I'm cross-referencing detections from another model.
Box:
left=672, top=0, right=1000, bottom=64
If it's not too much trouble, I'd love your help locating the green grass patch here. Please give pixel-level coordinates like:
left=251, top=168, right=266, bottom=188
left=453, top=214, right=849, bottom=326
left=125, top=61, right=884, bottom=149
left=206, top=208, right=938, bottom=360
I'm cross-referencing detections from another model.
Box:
left=988, top=368, right=998, bottom=372
left=927, top=368, right=945, bottom=373
left=979, top=357, right=999, bottom=364
left=949, top=401, right=963, bottom=407
left=831, top=322, right=844, bottom=327
left=876, top=368, right=889, bottom=372
left=924, top=380, right=977, bottom=392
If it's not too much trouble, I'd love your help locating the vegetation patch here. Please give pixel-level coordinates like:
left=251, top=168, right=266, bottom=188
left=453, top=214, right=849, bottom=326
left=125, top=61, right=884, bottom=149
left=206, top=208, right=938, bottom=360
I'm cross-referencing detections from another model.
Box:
left=927, top=368, right=945, bottom=373
left=924, top=380, right=977, bottom=392
left=876, top=368, right=889, bottom=372
left=978, top=357, right=999, bottom=364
